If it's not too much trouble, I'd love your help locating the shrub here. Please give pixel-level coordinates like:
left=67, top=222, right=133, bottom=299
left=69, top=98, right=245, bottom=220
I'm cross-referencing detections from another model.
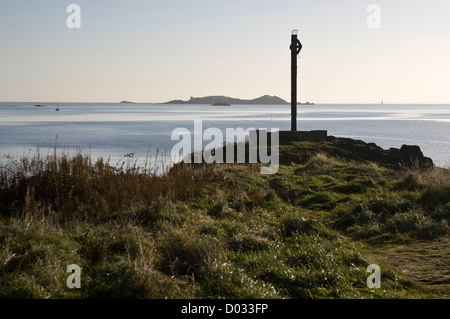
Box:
left=395, top=172, right=425, bottom=191
left=307, top=152, right=343, bottom=169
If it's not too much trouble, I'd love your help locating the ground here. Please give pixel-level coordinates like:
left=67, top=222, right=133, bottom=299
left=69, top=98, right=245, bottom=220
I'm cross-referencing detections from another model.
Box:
left=372, top=237, right=450, bottom=286
left=1, top=140, right=449, bottom=298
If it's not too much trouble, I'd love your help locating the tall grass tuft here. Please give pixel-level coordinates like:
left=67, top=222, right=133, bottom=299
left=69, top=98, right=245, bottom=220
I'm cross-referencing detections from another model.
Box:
left=0, top=149, right=220, bottom=222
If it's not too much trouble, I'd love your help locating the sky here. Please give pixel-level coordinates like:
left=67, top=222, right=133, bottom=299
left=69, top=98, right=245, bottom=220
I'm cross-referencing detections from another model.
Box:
left=1, top=0, right=450, bottom=104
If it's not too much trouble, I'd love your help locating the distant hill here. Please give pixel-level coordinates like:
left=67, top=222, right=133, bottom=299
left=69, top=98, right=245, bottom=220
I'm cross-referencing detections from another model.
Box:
left=164, top=95, right=289, bottom=105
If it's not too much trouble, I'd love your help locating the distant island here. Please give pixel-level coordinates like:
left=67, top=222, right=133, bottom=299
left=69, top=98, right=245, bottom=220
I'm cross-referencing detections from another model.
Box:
left=120, top=100, right=135, bottom=104
left=164, top=95, right=289, bottom=105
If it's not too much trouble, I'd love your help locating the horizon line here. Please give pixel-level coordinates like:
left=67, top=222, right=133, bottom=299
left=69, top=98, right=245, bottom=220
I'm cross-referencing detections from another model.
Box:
left=1, top=101, right=450, bottom=105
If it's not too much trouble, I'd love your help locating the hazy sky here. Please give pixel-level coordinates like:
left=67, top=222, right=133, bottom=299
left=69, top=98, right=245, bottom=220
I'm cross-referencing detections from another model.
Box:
left=1, top=0, right=449, bottom=103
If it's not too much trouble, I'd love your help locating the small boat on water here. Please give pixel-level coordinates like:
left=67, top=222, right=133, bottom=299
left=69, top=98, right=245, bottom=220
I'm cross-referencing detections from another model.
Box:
left=35, top=104, right=45, bottom=107
left=55, top=108, right=60, bottom=111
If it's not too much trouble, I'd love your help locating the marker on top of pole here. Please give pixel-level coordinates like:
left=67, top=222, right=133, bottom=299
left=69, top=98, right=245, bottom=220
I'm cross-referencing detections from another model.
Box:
left=290, top=29, right=302, bottom=132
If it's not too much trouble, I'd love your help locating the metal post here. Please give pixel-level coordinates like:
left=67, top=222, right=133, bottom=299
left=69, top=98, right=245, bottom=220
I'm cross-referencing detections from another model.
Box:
left=290, top=30, right=302, bottom=132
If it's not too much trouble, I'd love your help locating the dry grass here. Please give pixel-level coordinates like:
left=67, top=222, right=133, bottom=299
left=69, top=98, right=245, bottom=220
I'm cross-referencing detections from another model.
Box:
left=371, top=236, right=450, bottom=285
left=0, top=150, right=222, bottom=222
left=301, top=152, right=341, bottom=170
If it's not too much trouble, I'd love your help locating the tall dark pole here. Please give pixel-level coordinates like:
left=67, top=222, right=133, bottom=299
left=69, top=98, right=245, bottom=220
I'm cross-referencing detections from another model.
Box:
left=290, top=30, right=302, bottom=132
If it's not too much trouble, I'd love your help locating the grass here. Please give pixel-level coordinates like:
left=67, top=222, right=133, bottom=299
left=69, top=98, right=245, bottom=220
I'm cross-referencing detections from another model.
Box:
left=1, top=145, right=449, bottom=299
left=371, top=237, right=450, bottom=286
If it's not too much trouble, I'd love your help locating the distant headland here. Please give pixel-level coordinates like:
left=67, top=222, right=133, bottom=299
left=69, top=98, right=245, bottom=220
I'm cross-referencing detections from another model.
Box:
left=164, top=95, right=289, bottom=105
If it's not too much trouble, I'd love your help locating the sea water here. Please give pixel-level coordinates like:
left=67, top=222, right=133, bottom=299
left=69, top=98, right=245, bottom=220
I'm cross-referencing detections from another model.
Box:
left=1, top=102, right=450, bottom=168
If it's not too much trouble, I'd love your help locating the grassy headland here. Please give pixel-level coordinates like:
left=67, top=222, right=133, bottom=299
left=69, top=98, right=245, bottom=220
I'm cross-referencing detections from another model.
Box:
left=0, top=141, right=449, bottom=299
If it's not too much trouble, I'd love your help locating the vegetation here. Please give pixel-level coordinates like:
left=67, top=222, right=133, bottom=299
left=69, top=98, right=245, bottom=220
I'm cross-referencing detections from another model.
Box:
left=1, top=142, right=449, bottom=299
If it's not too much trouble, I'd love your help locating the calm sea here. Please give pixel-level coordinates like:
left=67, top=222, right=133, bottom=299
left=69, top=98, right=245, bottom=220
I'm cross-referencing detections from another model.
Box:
left=1, top=102, right=450, bottom=168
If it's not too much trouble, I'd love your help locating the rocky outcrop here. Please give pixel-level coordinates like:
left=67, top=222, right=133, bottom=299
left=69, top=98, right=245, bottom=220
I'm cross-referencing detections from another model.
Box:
left=184, top=131, right=434, bottom=170
left=269, top=131, right=434, bottom=169
left=322, top=136, right=433, bottom=169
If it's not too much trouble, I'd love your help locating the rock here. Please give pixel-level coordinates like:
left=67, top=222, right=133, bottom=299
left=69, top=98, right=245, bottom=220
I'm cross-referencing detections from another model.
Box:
left=400, top=145, right=433, bottom=168
left=275, top=132, right=434, bottom=170
left=181, top=131, right=435, bottom=170
left=324, top=136, right=434, bottom=169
